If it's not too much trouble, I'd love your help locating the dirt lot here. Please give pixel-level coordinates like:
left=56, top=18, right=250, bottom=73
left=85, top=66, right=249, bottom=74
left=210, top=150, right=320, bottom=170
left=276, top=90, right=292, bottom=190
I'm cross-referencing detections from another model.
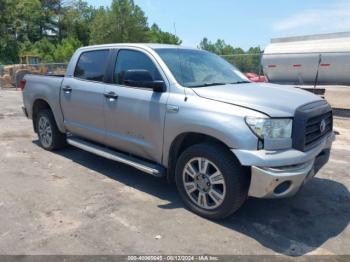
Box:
left=325, top=85, right=350, bottom=110
left=0, top=87, right=349, bottom=257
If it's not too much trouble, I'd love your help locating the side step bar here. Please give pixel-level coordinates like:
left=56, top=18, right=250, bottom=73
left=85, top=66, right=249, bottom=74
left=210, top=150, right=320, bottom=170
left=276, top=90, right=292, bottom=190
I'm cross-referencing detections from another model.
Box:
left=67, top=137, right=165, bottom=177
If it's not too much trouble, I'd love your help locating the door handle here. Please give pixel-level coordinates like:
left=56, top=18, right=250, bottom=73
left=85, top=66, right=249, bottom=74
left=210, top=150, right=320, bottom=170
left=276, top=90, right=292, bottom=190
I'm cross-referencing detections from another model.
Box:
left=62, top=85, right=72, bottom=93
left=104, top=91, right=118, bottom=99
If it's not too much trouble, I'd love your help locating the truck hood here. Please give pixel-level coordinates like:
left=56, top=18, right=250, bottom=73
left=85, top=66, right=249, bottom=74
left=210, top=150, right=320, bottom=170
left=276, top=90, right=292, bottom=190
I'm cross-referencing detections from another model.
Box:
left=192, top=83, right=322, bottom=117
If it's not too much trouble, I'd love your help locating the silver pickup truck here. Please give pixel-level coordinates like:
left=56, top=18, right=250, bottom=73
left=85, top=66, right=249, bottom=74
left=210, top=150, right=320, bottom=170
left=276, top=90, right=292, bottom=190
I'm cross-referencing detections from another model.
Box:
left=21, top=44, right=335, bottom=219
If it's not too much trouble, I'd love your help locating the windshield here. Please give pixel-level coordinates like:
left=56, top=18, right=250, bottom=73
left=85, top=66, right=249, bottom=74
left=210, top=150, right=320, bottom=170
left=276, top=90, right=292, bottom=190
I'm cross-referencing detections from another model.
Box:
left=155, top=48, right=250, bottom=87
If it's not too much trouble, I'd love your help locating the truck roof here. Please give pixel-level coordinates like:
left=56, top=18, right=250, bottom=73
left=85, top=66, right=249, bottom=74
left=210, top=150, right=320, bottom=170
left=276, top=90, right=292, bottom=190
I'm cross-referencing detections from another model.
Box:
left=77, top=43, right=194, bottom=52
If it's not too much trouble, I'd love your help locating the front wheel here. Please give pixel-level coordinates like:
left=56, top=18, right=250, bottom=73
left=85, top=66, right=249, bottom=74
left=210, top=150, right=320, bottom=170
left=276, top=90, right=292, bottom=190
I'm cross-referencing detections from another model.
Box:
left=175, top=143, right=249, bottom=219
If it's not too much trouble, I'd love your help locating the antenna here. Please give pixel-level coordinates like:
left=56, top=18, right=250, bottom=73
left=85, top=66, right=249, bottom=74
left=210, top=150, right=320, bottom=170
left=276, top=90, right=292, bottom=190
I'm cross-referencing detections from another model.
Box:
left=173, top=22, right=177, bottom=38
left=173, top=22, right=187, bottom=101
left=313, top=54, right=322, bottom=89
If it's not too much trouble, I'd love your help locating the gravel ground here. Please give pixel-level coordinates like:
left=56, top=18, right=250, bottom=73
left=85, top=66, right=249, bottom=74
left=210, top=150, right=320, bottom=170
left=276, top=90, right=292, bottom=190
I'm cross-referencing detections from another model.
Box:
left=325, top=85, right=350, bottom=110
left=0, top=88, right=349, bottom=257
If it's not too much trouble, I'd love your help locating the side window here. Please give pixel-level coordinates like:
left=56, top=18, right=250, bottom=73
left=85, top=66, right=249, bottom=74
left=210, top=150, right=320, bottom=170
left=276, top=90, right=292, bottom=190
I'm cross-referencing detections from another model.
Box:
left=74, top=50, right=109, bottom=82
left=114, top=49, right=162, bottom=87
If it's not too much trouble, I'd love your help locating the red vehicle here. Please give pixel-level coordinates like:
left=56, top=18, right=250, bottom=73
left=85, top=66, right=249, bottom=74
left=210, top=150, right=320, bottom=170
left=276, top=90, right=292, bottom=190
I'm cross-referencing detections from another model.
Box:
left=245, top=72, right=267, bottom=83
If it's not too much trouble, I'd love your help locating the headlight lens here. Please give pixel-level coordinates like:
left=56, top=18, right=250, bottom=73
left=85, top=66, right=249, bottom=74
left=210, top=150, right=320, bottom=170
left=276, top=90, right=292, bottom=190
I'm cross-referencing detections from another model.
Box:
left=245, top=117, right=293, bottom=139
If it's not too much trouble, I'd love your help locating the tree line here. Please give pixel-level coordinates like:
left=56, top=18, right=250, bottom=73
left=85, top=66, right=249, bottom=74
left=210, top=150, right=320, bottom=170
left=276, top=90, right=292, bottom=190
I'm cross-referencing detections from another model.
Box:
left=0, top=0, right=261, bottom=73
left=199, top=38, right=262, bottom=73
left=0, top=0, right=181, bottom=63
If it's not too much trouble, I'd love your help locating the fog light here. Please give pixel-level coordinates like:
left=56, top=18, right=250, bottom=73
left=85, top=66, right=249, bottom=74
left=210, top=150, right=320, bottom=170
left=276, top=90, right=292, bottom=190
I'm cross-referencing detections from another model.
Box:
left=274, top=181, right=292, bottom=194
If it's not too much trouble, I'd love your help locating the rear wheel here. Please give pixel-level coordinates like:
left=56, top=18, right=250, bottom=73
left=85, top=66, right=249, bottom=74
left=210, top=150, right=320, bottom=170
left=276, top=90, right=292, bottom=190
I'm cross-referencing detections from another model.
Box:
left=36, top=109, right=67, bottom=151
left=175, top=143, right=249, bottom=219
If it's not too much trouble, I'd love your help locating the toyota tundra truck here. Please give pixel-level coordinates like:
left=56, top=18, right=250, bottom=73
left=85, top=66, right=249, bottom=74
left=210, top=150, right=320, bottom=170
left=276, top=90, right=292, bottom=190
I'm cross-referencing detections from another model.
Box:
left=21, top=44, right=335, bottom=219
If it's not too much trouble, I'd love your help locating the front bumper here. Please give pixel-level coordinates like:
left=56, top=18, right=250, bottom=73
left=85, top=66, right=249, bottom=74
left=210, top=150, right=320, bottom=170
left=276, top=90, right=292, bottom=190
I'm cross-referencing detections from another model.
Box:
left=232, top=132, right=334, bottom=198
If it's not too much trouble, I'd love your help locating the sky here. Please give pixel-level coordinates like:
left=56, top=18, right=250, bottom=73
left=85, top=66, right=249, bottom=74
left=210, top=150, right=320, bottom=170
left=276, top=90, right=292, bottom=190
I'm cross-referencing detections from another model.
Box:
left=86, top=0, right=350, bottom=50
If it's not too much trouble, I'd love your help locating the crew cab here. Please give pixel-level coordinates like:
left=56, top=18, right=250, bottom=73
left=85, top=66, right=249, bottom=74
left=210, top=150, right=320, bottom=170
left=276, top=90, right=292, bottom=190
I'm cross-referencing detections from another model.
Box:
left=21, top=44, right=335, bottom=219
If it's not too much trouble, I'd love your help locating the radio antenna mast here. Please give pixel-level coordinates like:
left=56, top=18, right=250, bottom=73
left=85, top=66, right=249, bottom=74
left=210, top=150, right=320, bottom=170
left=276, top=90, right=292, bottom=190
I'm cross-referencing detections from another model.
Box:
left=173, top=22, right=177, bottom=38
left=173, top=22, right=188, bottom=101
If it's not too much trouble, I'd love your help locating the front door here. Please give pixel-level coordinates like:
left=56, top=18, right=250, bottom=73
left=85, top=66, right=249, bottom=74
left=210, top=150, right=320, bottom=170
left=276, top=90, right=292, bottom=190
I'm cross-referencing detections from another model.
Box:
left=103, top=49, right=169, bottom=163
left=61, top=49, right=110, bottom=144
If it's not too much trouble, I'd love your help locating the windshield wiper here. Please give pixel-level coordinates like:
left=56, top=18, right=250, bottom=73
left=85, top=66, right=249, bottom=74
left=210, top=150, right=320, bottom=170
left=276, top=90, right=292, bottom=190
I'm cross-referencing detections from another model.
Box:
left=229, top=81, right=251, bottom=84
left=188, top=82, right=228, bottom=88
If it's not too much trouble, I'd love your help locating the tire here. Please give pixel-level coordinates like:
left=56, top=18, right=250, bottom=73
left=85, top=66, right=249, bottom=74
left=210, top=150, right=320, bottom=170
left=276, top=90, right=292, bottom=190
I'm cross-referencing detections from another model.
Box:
left=36, top=109, right=67, bottom=151
left=175, top=143, right=249, bottom=219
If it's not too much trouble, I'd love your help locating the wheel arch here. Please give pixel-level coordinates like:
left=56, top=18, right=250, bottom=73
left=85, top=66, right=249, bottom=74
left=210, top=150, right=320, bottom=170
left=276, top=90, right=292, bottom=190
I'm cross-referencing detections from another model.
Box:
left=166, top=132, right=237, bottom=183
left=32, top=99, right=61, bottom=133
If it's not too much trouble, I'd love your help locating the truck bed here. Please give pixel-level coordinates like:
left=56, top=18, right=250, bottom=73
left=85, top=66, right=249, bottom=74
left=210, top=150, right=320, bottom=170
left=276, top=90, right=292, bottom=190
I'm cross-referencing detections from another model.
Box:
left=22, top=74, right=65, bottom=130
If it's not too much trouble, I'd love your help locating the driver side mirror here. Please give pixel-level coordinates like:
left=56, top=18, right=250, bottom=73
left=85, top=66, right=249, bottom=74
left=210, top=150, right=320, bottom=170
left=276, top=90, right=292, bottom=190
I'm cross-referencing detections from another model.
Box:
left=124, top=69, right=165, bottom=92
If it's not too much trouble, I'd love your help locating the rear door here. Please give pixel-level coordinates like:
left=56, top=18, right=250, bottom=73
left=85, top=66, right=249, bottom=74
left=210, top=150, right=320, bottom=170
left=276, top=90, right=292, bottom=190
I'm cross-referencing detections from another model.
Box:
left=103, top=48, right=169, bottom=163
left=61, top=49, right=110, bottom=144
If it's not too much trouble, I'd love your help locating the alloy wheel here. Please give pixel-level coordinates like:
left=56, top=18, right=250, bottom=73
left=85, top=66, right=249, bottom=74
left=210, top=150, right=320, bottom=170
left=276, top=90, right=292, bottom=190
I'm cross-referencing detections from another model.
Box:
left=38, top=116, right=53, bottom=148
left=182, top=157, right=226, bottom=210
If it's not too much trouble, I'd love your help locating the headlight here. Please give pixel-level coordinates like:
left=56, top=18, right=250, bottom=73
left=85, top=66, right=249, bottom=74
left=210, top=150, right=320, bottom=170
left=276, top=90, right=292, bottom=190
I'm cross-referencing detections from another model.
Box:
left=245, top=117, right=292, bottom=139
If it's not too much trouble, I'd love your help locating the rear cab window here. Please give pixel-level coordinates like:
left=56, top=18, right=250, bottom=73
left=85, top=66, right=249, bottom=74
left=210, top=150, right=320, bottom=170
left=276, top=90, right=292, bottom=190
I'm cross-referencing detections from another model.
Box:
left=74, top=50, right=109, bottom=82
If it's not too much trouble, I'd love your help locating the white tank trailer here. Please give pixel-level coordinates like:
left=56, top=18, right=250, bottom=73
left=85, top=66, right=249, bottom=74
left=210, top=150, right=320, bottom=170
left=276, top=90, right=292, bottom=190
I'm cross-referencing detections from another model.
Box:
left=262, top=32, right=350, bottom=86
